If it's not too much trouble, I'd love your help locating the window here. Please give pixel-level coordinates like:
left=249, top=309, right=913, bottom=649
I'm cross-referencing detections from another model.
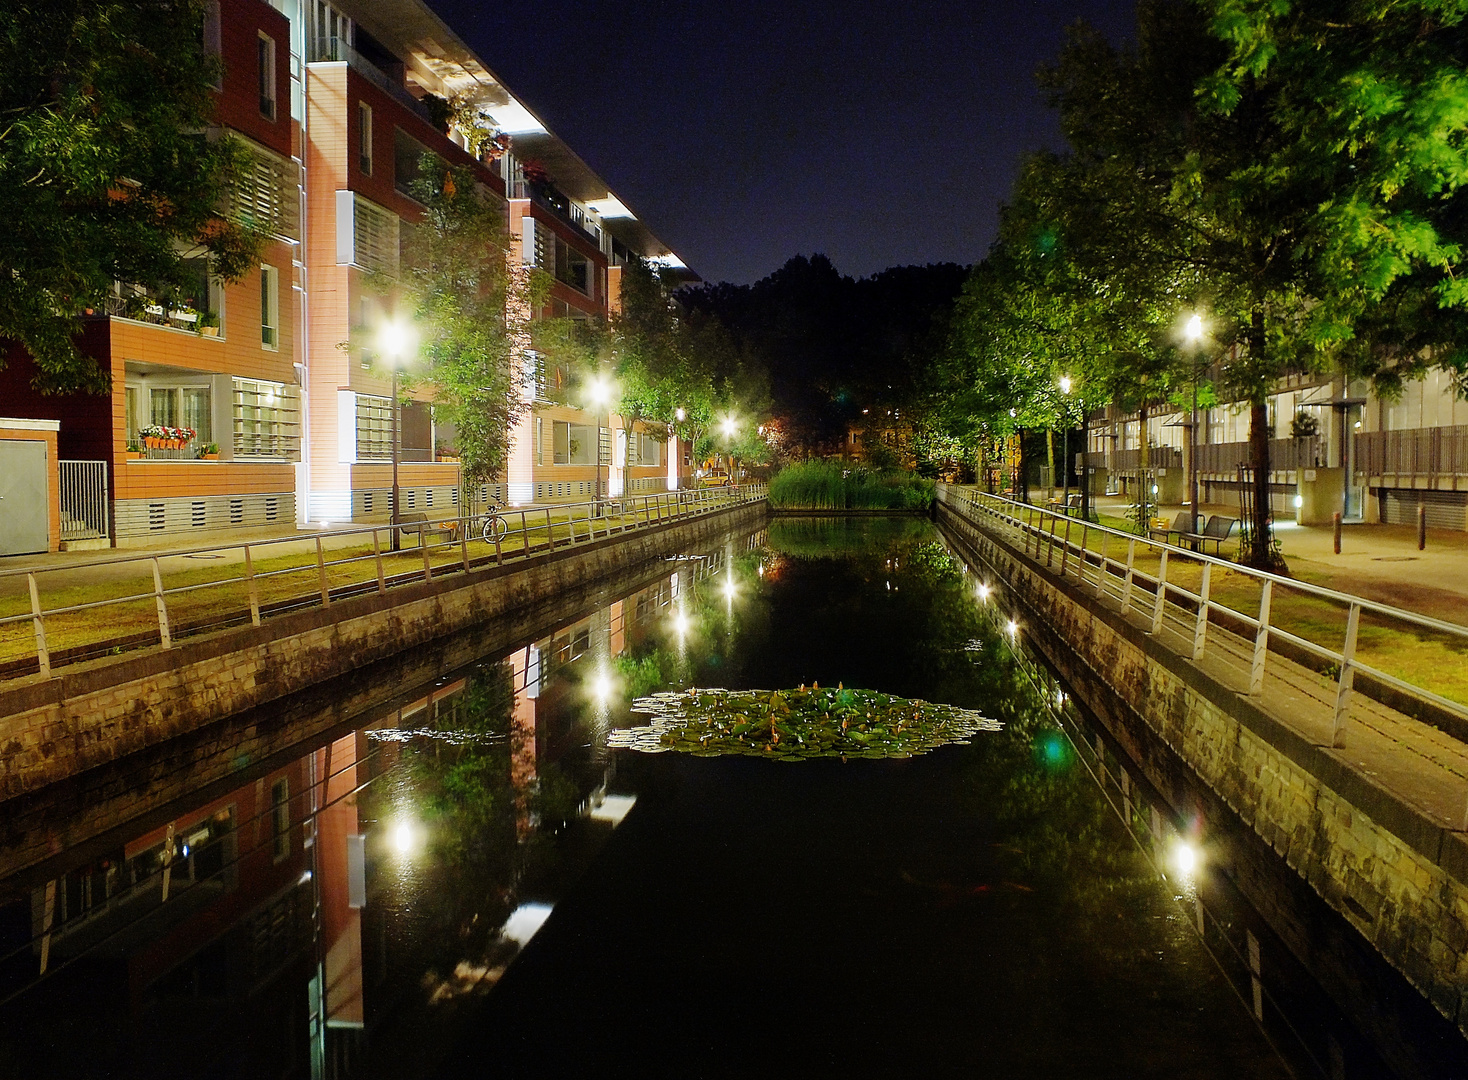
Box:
left=150, top=388, right=178, bottom=427
left=553, top=420, right=596, bottom=465
left=554, top=237, right=590, bottom=295
left=233, top=378, right=299, bottom=457
left=271, top=778, right=290, bottom=859
left=355, top=394, right=394, bottom=460
left=394, top=127, right=440, bottom=200
left=182, top=387, right=212, bottom=442
left=125, top=387, right=139, bottom=444
left=535, top=415, right=543, bottom=466
left=227, top=141, right=299, bottom=241
left=258, top=34, right=277, bottom=119
left=260, top=265, right=279, bottom=349
left=358, top=102, right=373, bottom=175
left=637, top=432, right=661, bottom=467
left=203, top=0, right=222, bottom=86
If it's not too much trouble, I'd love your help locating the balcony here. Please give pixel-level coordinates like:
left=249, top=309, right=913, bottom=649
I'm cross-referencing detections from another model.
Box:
left=1194, top=438, right=1321, bottom=476
left=1357, top=425, right=1468, bottom=480
left=309, top=36, right=434, bottom=128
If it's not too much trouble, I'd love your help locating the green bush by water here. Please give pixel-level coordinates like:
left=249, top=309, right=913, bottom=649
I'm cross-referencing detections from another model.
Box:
left=767, top=461, right=935, bottom=511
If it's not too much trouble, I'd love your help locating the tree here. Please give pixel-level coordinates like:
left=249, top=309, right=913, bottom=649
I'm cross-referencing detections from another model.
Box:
left=394, top=164, right=528, bottom=489
left=0, top=0, right=263, bottom=393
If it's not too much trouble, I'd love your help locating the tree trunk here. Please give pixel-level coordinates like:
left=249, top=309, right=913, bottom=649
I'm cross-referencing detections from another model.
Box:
left=1246, top=309, right=1274, bottom=569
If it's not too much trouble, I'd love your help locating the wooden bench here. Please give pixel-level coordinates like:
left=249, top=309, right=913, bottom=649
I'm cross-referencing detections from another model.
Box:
left=1184, top=515, right=1237, bottom=555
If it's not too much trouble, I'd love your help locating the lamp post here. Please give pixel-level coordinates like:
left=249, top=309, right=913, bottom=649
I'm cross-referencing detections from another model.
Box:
left=721, top=416, right=737, bottom=486
left=1183, top=314, right=1204, bottom=534
left=674, top=407, right=686, bottom=490
left=587, top=376, right=612, bottom=512
left=1058, top=375, right=1073, bottom=507
left=378, top=320, right=413, bottom=552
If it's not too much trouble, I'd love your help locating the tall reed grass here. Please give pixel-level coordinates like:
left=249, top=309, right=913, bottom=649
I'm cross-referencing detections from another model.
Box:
left=767, top=461, right=935, bottom=511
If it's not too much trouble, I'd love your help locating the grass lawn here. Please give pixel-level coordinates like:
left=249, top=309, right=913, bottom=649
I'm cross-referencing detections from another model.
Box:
left=0, top=500, right=693, bottom=671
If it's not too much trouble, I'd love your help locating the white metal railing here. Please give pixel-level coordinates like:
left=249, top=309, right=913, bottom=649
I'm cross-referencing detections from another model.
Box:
left=0, top=485, right=765, bottom=681
left=58, top=461, right=109, bottom=541
left=936, top=483, right=1468, bottom=827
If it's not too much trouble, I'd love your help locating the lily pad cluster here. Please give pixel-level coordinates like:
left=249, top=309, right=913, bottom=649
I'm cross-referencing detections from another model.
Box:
left=607, top=684, right=1000, bottom=760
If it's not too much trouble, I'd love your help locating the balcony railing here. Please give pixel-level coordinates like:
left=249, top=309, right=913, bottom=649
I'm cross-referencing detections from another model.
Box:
left=1357, top=425, right=1468, bottom=479
left=1194, top=437, right=1320, bottom=475
left=1105, top=446, right=1183, bottom=472
left=309, top=36, right=434, bottom=127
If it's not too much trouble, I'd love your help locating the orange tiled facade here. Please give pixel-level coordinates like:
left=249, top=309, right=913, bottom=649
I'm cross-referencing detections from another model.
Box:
left=1, top=0, right=693, bottom=551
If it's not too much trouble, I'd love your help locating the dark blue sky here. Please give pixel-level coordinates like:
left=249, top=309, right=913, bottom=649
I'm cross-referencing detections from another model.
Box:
left=434, top=0, right=1136, bottom=284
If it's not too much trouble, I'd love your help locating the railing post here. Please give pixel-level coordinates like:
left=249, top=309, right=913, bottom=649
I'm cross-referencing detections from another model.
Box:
left=372, top=528, right=386, bottom=593
left=27, top=573, right=49, bottom=677
left=521, top=511, right=531, bottom=557
left=1332, top=602, right=1361, bottom=747
left=460, top=517, right=471, bottom=573
left=545, top=507, right=554, bottom=548
left=315, top=536, right=331, bottom=607
left=1046, top=515, right=1059, bottom=568
left=151, top=557, right=172, bottom=649
left=244, top=545, right=262, bottom=626
left=1060, top=517, right=1073, bottom=578
left=493, top=519, right=504, bottom=564
left=421, top=525, right=433, bottom=581
left=1095, top=530, right=1109, bottom=598
left=1250, top=580, right=1273, bottom=695
left=1151, top=548, right=1169, bottom=634
left=1192, top=562, right=1211, bottom=660
left=1122, top=539, right=1137, bottom=613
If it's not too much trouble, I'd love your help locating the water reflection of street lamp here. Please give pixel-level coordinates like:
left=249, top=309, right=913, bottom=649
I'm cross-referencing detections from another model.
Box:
left=378, top=319, right=414, bottom=551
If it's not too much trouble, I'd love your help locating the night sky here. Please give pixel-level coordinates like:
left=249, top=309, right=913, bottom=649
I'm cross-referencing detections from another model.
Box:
left=433, top=0, right=1137, bottom=284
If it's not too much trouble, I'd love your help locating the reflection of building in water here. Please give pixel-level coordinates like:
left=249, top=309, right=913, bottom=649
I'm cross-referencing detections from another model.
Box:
left=0, top=542, right=740, bottom=1078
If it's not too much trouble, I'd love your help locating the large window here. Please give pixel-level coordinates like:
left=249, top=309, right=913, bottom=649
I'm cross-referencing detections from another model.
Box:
left=355, top=394, right=393, bottom=460
left=553, top=420, right=597, bottom=465
left=258, top=34, right=277, bottom=120
left=233, top=378, right=299, bottom=457
left=260, top=265, right=279, bottom=349
left=636, top=432, right=661, bottom=467
left=553, top=236, right=590, bottom=295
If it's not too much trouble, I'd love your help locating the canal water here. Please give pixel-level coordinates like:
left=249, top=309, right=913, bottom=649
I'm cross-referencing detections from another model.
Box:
left=0, top=516, right=1412, bottom=1078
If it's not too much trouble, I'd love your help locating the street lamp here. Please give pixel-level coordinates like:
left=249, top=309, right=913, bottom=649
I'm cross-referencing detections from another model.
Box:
left=1059, top=375, right=1073, bottom=508
left=378, top=318, right=414, bottom=551
left=720, top=417, right=737, bottom=486
left=1183, top=313, right=1205, bottom=534
left=586, top=376, right=613, bottom=509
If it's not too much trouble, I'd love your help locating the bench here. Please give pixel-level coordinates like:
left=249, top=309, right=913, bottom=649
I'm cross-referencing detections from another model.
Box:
left=1148, top=510, right=1194, bottom=544
left=396, top=512, right=459, bottom=546
left=1184, top=515, right=1237, bottom=555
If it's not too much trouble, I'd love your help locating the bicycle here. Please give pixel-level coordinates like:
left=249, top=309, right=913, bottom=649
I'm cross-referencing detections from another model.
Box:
left=480, top=499, right=509, bottom=544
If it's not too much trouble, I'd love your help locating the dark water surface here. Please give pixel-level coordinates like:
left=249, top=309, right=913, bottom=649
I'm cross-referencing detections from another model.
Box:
left=0, top=518, right=1303, bottom=1078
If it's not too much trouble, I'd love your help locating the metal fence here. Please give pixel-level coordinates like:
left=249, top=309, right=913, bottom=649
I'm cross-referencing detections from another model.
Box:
left=0, top=484, right=765, bottom=680
left=58, top=461, right=109, bottom=541
left=935, top=483, right=1468, bottom=828
left=1106, top=447, right=1183, bottom=472
left=1192, top=437, right=1321, bottom=475
left=1357, top=424, right=1468, bottom=479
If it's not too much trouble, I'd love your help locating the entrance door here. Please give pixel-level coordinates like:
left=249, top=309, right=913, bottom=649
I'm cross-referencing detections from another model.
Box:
left=0, top=441, right=50, bottom=555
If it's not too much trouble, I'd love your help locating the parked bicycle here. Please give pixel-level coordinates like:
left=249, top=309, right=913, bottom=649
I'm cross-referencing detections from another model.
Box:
left=481, top=498, right=509, bottom=544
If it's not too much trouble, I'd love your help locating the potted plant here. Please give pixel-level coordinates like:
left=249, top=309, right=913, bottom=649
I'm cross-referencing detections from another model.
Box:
left=140, top=424, right=163, bottom=449
left=197, top=309, right=220, bottom=337
left=125, top=442, right=142, bottom=460
left=198, top=442, right=220, bottom=461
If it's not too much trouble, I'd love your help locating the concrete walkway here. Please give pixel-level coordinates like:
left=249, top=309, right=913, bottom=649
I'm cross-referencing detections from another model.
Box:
left=1080, top=492, right=1468, bottom=626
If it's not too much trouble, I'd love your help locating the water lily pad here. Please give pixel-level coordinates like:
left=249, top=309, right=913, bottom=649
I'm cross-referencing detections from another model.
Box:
left=607, top=686, right=1001, bottom=760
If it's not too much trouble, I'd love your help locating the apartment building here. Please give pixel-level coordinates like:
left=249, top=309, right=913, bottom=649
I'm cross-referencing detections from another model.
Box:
left=1089, top=367, right=1468, bottom=529
left=0, top=0, right=694, bottom=554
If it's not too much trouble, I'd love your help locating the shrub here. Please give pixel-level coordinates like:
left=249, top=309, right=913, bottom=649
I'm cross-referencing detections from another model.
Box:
left=767, top=460, right=935, bottom=511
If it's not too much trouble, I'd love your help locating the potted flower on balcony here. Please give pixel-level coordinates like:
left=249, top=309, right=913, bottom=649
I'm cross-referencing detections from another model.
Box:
left=197, top=309, right=220, bottom=337
left=197, top=442, right=220, bottom=461
left=126, top=442, right=142, bottom=460
left=140, top=424, right=165, bottom=449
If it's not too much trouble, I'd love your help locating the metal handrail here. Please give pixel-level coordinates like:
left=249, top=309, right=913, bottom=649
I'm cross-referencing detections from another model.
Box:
left=1, top=485, right=766, bottom=680
left=937, top=484, right=1468, bottom=811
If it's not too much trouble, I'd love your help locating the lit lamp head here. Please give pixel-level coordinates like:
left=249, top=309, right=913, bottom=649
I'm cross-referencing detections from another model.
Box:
left=1184, top=313, right=1204, bottom=343
left=377, top=318, right=414, bottom=367
left=586, top=377, right=612, bottom=409
left=721, top=417, right=737, bottom=438
left=1059, top=375, right=1072, bottom=395
left=675, top=407, right=686, bottom=422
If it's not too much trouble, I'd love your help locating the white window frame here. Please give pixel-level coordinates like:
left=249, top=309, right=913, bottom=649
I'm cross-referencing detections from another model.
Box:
left=260, top=265, right=279, bottom=350
left=358, top=101, right=373, bottom=176
left=258, top=33, right=277, bottom=121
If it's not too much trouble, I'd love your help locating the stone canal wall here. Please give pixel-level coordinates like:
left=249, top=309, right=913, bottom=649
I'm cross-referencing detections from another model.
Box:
left=0, top=501, right=766, bottom=807
left=935, top=495, right=1468, bottom=1042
